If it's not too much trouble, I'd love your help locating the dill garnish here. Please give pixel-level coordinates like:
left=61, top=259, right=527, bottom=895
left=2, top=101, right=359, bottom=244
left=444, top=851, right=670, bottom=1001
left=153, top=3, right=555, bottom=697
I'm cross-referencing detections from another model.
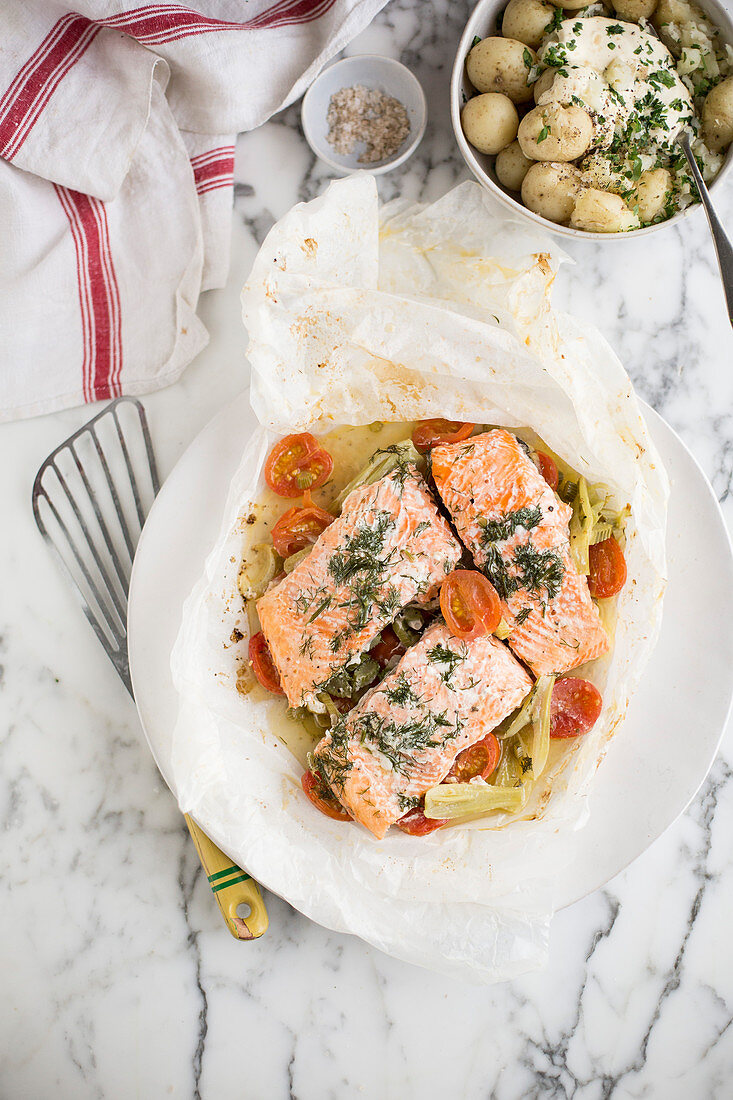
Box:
left=479, top=505, right=542, bottom=545
left=397, top=792, right=421, bottom=812
left=349, top=707, right=459, bottom=777
left=427, top=642, right=467, bottom=685
left=383, top=672, right=419, bottom=707
left=512, top=543, right=565, bottom=602
left=515, top=606, right=531, bottom=626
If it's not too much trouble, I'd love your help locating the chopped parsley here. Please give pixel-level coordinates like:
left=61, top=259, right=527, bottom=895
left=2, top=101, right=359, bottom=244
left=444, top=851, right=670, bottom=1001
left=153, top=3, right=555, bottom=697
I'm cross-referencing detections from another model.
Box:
left=537, top=125, right=550, bottom=143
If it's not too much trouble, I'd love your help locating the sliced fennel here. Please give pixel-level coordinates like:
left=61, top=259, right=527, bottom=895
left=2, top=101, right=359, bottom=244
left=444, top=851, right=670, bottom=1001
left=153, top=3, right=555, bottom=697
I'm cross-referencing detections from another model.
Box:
left=569, top=476, right=594, bottom=574
left=238, top=543, right=280, bottom=599
left=283, top=545, right=312, bottom=574
left=424, top=782, right=526, bottom=819
left=330, top=440, right=423, bottom=514
left=426, top=675, right=556, bottom=822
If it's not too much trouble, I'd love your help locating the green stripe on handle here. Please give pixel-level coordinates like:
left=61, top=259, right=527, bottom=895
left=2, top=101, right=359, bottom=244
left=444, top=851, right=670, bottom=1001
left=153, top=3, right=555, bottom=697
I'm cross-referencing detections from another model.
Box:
left=211, top=872, right=251, bottom=893
left=208, top=864, right=240, bottom=884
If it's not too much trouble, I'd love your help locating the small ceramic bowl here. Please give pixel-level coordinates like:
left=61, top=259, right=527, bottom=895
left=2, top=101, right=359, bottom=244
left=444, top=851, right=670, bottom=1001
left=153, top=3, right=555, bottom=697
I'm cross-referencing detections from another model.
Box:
left=302, top=54, right=427, bottom=175
left=450, top=0, right=733, bottom=240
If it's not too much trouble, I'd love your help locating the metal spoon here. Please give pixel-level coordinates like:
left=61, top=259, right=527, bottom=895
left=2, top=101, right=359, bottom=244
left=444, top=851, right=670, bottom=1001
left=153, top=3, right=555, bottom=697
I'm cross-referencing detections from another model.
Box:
left=676, top=130, right=733, bottom=328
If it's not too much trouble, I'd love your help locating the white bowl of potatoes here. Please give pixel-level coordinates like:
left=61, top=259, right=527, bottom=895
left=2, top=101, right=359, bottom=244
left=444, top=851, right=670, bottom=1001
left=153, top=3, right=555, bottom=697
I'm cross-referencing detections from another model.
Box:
left=451, top=0, right=733, bottom=237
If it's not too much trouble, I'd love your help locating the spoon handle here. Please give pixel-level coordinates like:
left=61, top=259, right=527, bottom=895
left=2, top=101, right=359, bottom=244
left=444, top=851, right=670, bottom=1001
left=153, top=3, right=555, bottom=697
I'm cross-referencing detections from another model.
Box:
left=678, top=133, right=733, bottom=327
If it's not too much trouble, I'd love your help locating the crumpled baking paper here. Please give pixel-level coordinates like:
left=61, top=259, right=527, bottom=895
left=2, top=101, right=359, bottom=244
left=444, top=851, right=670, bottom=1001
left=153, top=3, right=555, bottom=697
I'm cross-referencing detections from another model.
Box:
left=170, top=175, right=668, bottom=983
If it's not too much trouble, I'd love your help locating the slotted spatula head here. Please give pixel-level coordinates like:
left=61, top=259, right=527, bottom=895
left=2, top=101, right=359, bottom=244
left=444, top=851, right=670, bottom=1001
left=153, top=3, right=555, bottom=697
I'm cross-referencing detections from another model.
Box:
left=31, top=397, right=159, bottom=694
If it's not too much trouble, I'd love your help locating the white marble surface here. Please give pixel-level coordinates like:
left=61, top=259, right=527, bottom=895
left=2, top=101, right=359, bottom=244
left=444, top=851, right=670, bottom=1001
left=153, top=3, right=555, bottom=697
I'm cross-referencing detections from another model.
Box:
left=3, top=2, right=733, bottom=1096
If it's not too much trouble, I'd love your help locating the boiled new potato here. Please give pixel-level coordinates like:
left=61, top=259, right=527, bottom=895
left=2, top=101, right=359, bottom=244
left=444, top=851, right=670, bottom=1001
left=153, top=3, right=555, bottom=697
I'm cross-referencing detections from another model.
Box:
left=466, top=37, right=537, bottom=104
left=521, top=162, right=581, bottom=223
left=461, top=93, right=519, bottom=154
left=496, top=140, right=534, bottom=190
left=610, top=0, right=658, bottom=18
left=517, top=103, right=593, bottom=161
left=630, top=168, right=672, bottom=223
left=561, top=0, right=603, bottom=9
left=654, top=0, right=703, bottom=48
left=501, top=0, right=558, bottom=50
left=533, top=67, right=556, bottom=103
left=570, top=188, right=640, bottom=232
left=703, top=76, right=733, bottom=152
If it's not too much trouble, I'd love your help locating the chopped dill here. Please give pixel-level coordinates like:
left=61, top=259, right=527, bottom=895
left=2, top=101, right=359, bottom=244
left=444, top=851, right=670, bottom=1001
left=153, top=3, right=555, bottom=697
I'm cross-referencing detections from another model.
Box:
left=479, top=504, right=542, bottom=545
left=427, top=642, right=467, bottom=685
left=383, top=672, right=419, bottom=708
left=512, top=542, right=565, bottom=602
left=397, top=792, right=421, bottom=812
left=515, top=606, right=531, bottom=627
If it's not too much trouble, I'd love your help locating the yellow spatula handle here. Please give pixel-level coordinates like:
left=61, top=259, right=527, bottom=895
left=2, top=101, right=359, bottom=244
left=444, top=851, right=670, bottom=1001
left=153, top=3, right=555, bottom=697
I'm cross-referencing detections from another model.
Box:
left=184, top=814, right=269, bottom=940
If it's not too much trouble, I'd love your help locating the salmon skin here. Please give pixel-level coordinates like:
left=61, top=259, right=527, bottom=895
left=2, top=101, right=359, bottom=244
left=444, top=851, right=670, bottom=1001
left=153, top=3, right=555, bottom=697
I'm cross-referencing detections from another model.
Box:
left=431, top=429, right=609, bottom=677
left=258, top=466, right=461, bottom=710
left=312, top=622, right=532, bottom=838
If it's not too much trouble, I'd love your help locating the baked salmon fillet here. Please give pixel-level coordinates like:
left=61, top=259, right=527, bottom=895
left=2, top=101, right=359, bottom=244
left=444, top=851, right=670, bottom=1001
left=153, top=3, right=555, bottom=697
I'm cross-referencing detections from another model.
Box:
left=257, top=467, right=461, bottom=710
left=311, top=622, right=532, bottom=838
left=431, top=429, right=609, bottom=677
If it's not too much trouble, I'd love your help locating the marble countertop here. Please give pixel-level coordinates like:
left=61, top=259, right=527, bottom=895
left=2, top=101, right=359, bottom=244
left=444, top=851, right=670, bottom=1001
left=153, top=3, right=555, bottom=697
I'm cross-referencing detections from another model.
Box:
left=4, top=2, right=733, bottom=1097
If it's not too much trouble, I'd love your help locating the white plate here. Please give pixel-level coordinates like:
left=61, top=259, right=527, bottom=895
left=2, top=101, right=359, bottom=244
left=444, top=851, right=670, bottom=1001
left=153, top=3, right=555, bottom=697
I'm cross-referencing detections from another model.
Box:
left=128, top=393, right=733, bottom=909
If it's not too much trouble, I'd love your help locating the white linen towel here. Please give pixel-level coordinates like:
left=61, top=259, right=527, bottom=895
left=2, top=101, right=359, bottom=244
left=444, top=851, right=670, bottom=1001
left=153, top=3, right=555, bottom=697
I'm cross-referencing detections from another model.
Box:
left=0, top=0, right=388, bottom=421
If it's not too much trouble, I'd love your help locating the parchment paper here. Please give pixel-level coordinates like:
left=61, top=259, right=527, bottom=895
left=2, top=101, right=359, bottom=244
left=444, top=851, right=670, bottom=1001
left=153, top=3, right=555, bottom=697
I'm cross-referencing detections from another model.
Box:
left=170, top=175, right=668, bottom=982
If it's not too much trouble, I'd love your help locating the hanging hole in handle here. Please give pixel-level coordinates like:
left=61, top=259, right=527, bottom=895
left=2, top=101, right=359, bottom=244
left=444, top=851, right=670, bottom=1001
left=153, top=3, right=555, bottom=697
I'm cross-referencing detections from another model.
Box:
left=236, top=902, right=252, bottom=920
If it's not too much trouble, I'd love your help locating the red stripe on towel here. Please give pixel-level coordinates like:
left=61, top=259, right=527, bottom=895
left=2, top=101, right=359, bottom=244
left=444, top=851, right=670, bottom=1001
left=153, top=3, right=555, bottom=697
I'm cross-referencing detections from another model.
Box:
left=55, top=186, right=122, bottom=403
left=0, top=15, right=99, bottom=161
left=98, top=1, right=336, bottom=42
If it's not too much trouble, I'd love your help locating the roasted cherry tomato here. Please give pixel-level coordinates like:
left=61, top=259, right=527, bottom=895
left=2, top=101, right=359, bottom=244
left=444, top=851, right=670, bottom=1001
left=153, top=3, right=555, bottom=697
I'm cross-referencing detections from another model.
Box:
left=264, top=432, right=333, bottom=498
left=588, top=536, right=628, bottom=599
left=248, top=631, right=284, bottom=695
left=370, top=626, right=406, bottom=667
left=301, top=770, right=352, bottom=821
left=536, top=451, right=559, bottom=491
left=447, top=732, right=501, bottom=782
left=397, top=804, right=447, bottom=836
left=440, top=569, right=502, bottom=641
left=411, top=420, right=476, bottom=453
left=550, top=677, right=603, bottom=739
left=271, top=504, right=334, bottom=558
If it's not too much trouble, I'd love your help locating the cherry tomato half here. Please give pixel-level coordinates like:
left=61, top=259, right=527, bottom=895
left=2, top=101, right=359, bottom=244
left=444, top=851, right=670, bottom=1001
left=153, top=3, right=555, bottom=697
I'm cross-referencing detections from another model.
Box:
left=271, top=504, right=334, bottom=558
left=588, top=536, right=628, bottom=599
left=264, top=433, right=333, bottom=498
left=370, top=626, right=406, bottom=667
left=411, top=420, right=476, bottom=453
left=536, top=451, right=559, bottom=491
left=447, top=732, right=501, bottom=782
left=301, top=770, right=352, bottom=821
left=249, top=631, right=284, bottom=695
left=440, top=569, right=502, bottom=641
left=397, top=804, right=447, bottom=836
left=550, top=677, right=603, bottom=739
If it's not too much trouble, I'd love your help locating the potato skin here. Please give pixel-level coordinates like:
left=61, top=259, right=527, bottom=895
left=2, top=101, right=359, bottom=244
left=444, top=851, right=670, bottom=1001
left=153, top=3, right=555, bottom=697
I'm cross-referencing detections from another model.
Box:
left=610, top=0, right=658, bottom=17
left=631, top=168, right=672, bottom=223
left=521, top=162, right=581, bottom=223
left=532, top=67, right=556, bottom=103
left=466, top=37, right=537, bottom=104
left=501, top=0, right=558, bottom=49
left=461, top=93, right=520, bottom=155
left=496, top=140, right=534, bottom=190
left=570, top=188, right=640, bottom=232
left=517, top=103, right=593, bottom=161
left=703, top=77, right=733, bottom=153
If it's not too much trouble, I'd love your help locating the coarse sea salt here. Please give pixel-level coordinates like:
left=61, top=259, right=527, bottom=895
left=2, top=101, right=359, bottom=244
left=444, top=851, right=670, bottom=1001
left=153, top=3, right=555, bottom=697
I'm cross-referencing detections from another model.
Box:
left=326, top=84, right=410, bottom=164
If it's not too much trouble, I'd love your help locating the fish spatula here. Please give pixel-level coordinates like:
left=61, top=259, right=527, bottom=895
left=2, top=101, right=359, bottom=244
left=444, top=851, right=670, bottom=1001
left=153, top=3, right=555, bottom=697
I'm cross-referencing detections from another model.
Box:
left=32, top=396, right=268, bottom=939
